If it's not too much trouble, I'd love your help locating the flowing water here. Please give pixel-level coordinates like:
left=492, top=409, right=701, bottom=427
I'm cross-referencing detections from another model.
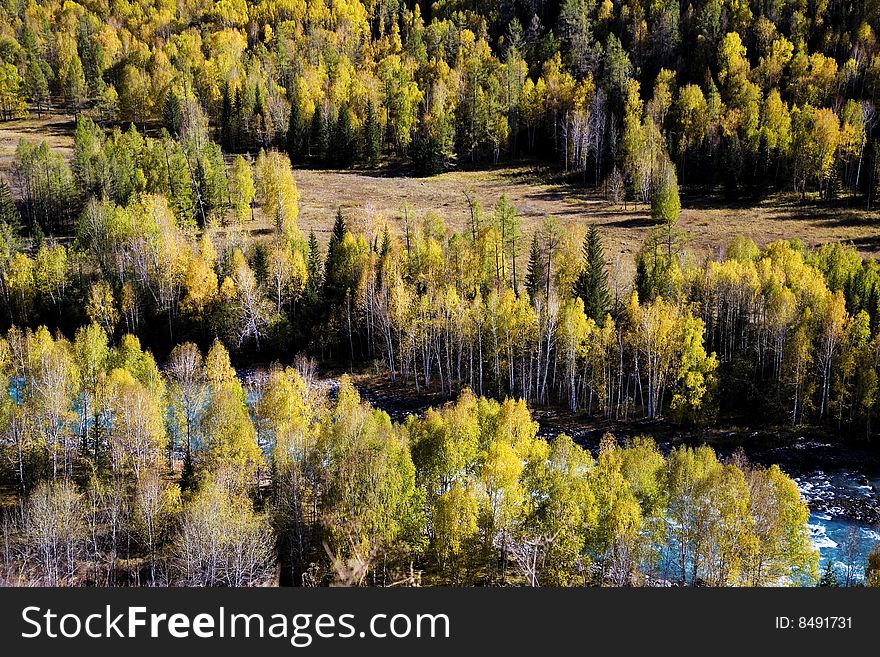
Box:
left=314, top=377, right=880, bottom=583
left=795, top=470, right=880, bottom=581
left=718, top=438, right=880, bottom=581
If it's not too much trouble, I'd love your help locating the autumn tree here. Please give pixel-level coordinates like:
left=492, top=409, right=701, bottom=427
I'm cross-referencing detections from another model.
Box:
left=0, top=62, right=27, bottom=121
left=257, top=366, right=317, bottom=583
left=313, top=378, right=425, bottom=581
left=200, top=340, right=263, bottom=489
left=167, top=342, right=207, bottom=480
left=175, top=482, right=274, bottom=586
left=255, top=149, right=300, bottom=239
left=229, top=155, right=255, bottom=226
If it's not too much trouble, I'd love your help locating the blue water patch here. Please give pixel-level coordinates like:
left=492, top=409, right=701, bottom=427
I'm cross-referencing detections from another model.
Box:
left=796, top=468, right=880, bottom=582
left=808, top=515, right=880, bottom=582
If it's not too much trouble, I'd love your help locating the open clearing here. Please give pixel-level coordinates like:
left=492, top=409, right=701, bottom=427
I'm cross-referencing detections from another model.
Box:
left=3, top=113, right=879, bottom=284
left=295, top=168, right=880, bottom=282
left=0, top=113, right=75, bottom=176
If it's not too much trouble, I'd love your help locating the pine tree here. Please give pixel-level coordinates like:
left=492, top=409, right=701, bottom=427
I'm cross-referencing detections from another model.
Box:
left=634, top=252, right=651, bottom=302
left=305, top=230, right=323, bottom=305
left=573, top=224, right=611, bottom=323
left=379, top=223, right=392, bottom=257
left=331, top=207, right=346, bottom=244
left=333, top=105, right=357, bottom=167
left=310, top=108, right=327, bottom=164
left=323, top=208, right=347, bottom=302
left=165, top=88, right=183, bottom=137
left=525, top=232, right=545, bottom=302
left=25, top=56, right=50, bottom=118
left=364, top=99, right=382, bottom=167
left=231, top=86, right=245, bottom=152
left=411, top=114, right=444, bottom=176
left=287, top=95, right=304, bottom=162
left=377, top=224, right=393, bottom=288
left=0, top=179, right=22, bottom=273
left=818, top=560, right=840, bottom=587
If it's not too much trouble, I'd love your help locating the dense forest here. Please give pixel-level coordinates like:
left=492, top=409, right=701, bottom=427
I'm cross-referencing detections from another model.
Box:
left=1, top=0, right=880, bottom=189
left=3, top=126, right=880, bottom=434
left=0, top=334, right=821, bottom=587
left=3, top=0, right=880, bottom=586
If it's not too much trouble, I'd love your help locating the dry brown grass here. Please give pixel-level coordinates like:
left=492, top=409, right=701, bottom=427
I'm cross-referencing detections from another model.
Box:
left=294, top=167, right=880, bottom=282
left=3, top=113, right=879, bottom=284
left=292, top=167, right=647, bottom=285
left=0, top=113, right=76, bottom=179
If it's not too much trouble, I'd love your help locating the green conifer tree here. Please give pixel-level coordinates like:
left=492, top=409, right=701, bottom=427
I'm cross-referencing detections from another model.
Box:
left=333, top=105, right=357, bottom=167
left=165, top=88, right=183, bottom=137
left=323, top=208, right=347, bottom=302
left=573, top=224, right=611, bottom=322
left=310, top=108, right=327, bottom=164
left=364, top=99, right=382, bottom=167
left=525, top=232, right=546, bottom=302
left=818, top=561, right=840, bottom=587
left=287, top=94, right=304, bottom=162
left=305, top=230, right=323, bottom=306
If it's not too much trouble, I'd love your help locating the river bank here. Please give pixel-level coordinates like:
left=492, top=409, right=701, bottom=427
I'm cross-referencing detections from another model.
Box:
left=334, top=372, right=880, bottom=580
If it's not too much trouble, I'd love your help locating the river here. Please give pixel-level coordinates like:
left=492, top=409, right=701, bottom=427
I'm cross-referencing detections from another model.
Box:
left=715, top=438, right=880, bottom=581
left=347, top=381, right=880, bottom=582
left=575, top=434, right=880, bottom=582
left=785, top=462, right=880, bottom=582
